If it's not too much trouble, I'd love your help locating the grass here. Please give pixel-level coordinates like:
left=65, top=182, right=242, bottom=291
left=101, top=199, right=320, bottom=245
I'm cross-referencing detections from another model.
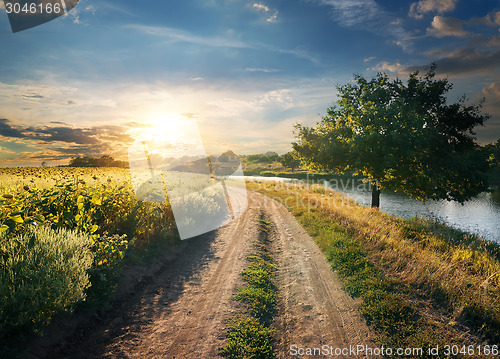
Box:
left=220, top=215, right=277, bottom=358
left=247, top=180, right=500, bottom=356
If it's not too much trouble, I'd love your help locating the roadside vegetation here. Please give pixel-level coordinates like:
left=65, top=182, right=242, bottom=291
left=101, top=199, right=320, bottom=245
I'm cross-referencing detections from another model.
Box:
left=220, top=215, right=277, bottom=359
left=0, top=167, right=178, bottom=355
left=248, top=180, right=500, bottom=356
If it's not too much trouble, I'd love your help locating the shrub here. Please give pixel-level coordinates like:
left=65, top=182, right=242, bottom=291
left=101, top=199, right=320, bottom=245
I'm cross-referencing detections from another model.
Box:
left=0, top=226, right=93, bottom=337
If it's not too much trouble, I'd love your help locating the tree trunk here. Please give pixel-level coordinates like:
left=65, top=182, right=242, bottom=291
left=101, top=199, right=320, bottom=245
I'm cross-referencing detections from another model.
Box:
left=371, top=180, right=381, bottom=208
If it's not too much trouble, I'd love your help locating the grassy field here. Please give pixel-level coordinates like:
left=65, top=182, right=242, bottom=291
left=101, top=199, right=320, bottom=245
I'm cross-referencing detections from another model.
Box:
left=0, top=167, right=179, bottom=345
left=248, top=180, right=500, bottom=356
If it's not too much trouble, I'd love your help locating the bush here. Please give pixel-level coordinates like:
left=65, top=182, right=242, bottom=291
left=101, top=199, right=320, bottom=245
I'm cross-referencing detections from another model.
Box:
left=0, top=226, right=93, bottom=337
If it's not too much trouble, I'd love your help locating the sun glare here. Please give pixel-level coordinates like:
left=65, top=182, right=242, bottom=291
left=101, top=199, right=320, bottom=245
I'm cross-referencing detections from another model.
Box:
left=140, top=114, right=185, bottom=143
left=130, top=113, right=207, bottom=164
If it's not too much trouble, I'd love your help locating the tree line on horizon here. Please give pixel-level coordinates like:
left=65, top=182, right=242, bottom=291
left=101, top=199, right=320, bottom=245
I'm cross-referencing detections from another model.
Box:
left=68, top=155, right=128, bottom=168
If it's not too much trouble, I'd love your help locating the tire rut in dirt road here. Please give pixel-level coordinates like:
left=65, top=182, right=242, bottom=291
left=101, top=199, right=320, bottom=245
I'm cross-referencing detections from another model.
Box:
left=35, top=196, right=263, bottom=359
left=98, top=202, right=263, bottom=358
left=28, top=191, right=373, bottom=359
left=254, top=193, right=374, bottom=359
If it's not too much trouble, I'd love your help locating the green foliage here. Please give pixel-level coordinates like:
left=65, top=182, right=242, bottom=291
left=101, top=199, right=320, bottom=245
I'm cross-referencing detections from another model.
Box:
left=235, top=286, right=275, bottom=320
left=236, top=253, right=276, bottom=320
left=0, top=168, right=175, bottom=245
left=222, top=216, right=276, bottom=358
left=240, top=260, right=275, bottom=291
left=69, top=155, right=128, bottom=168
left=278, top=151, right=302, bottom=171
left=220, top=315, right=275, bottom=359
left=0, top=167, right=178, bottom=333
left=294, top=64, right=490, bottom=203
left=484, top=138, right=500, bottom=166
left=246, top=153, right=277, bottom=164
left=258, top=171, right=276, bottom=177
left=0, top=226, right=93, bottom=337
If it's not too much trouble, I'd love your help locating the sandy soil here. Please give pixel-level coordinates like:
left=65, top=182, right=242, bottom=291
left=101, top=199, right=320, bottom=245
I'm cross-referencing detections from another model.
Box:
left=24, top=191, right=373, bottom=359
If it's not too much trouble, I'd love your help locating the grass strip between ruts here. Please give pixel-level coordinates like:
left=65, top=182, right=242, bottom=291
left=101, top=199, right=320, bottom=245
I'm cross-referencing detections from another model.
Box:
left=220, top=214, right=277, bottom=359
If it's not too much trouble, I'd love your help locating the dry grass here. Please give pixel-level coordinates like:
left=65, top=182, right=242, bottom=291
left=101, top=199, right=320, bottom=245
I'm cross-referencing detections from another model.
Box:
left=248, top=180, right=500, bottom=348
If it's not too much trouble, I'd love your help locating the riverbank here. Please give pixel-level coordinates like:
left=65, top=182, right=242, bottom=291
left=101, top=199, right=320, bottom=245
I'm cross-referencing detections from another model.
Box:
left=242, top=170, right=500, bottom=244
left=243, top=167, right=500, bottom=192
left=247, top=180, right=500, bottom=355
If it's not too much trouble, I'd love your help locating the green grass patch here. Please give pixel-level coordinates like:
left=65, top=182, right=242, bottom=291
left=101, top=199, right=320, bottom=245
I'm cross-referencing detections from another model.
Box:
left=221, top=214, right=276, bottom=358
left=220, top=315, right=275, bottom=359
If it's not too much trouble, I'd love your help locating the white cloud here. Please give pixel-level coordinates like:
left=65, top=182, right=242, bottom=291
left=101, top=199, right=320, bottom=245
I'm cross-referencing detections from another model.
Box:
left=483, top=82, right=500, bottom=112
left=127, top=24, right=319, bottom=63
left=252, top=3, right=279, bottom=23
left=364, top=56, right=376, bottom=63
left=260, top=89, right=293, bottom=105
left=312, top=0, right=411, bottom=50
left=85, top=5, right=96, bottom=15
left=409, top=0, right=458, bottom=19
left=426, top=16, right=469, bottom=38
left=372, top=62, right=407, bottom=74
left=245, top=68, right=279, bottom=73
left=126, top=24, right=250, bottom=49
left=100, top=99, right=117, bottom=107
left=0, top=75, right=338, bottom=159
left=477, top=82, right=500, bottom=143
left=253, top=3, right=270, bottom=12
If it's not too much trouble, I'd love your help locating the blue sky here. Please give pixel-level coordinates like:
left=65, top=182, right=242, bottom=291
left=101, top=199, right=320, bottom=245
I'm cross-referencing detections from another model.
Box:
left=1, top=0, right=500, bottom=166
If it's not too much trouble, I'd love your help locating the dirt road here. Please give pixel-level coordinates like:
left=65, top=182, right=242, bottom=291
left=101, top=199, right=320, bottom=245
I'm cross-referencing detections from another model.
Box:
left=27, top=191, right=373, bottom=358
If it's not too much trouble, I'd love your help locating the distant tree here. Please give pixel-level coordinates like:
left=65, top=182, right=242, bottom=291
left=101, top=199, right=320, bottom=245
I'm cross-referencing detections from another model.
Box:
left=279, top=151, right=301, bottom=171
left=294, top=65, right=490, bottom=208
left=246, top=154, right=273, bottom=164
left=95, top=155, right=115, bottom=167
left=112, top=160, right=129, bottom=168
left=265, top=151, right=279, bottom=161
left=69, top=156, right=96, bottom=167
left=69, top=155, right=128, bottom=168
left=40, top=161, right=47, bottom=168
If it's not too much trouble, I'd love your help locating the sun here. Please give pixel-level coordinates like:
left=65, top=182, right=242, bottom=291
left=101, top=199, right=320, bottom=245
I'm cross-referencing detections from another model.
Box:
left=139, top=113, right=185, bottom=143
left=130, top=113, right=207, bottom=164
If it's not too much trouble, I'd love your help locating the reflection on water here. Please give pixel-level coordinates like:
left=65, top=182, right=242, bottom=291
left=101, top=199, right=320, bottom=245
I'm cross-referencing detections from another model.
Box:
left=325, top=181, right=500, bottom=244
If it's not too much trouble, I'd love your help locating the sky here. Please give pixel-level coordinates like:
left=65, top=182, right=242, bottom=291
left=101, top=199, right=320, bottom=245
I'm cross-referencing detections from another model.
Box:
left=1, top=0, right=500, bottom=167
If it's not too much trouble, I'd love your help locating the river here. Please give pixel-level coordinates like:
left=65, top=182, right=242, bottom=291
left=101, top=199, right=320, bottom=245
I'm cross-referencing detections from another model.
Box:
left=243, top=175, right=500, bottom=244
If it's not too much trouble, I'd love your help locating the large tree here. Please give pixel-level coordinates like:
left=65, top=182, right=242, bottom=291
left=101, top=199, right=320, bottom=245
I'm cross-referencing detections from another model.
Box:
left=293, top=65, right=490, bottom=207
